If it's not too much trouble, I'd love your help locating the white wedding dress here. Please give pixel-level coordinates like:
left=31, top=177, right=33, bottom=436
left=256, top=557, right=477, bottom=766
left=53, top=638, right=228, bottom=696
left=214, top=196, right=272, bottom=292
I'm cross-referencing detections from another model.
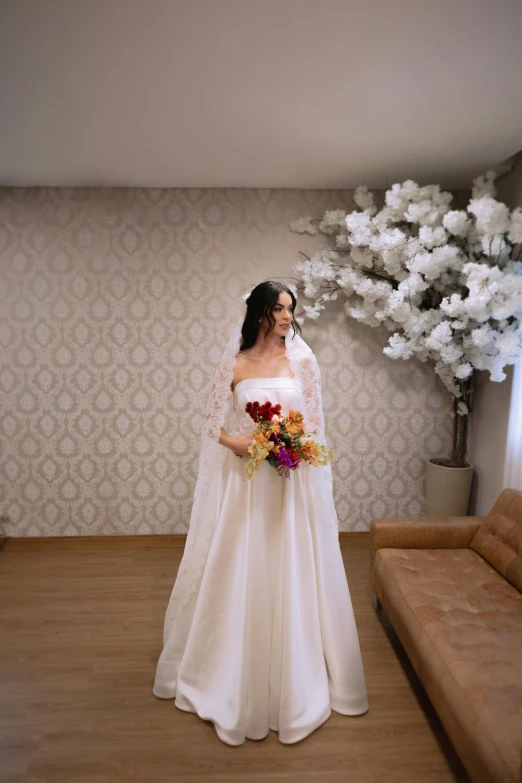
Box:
left=153, top=376, right=369, bottom=745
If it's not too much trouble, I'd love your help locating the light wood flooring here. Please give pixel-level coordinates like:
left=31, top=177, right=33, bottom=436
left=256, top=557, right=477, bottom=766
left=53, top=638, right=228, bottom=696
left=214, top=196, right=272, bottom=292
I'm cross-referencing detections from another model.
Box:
left=0, top=533, right=470, bottom=783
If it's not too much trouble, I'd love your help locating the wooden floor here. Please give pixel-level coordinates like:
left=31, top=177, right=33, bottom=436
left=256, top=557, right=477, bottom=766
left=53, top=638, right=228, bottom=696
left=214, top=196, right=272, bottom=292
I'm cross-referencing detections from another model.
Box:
left=0, top=533, right=470, bottom=783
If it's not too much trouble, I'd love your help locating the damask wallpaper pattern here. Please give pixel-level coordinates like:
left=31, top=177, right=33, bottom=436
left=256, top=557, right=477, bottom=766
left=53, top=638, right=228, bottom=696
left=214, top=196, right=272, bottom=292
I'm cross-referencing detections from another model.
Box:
left=0, top=187, right=452, bottom=535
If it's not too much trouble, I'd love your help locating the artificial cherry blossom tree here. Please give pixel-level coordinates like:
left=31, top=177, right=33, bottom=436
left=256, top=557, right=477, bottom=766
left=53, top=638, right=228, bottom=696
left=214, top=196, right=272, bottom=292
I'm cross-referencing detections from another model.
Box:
left=290, top=172, right=522, bottom=468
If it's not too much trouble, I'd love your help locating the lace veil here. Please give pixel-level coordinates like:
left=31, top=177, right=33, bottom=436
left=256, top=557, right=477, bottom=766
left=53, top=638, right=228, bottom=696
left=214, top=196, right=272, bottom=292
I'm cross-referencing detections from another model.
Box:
left=161, top=313, right=339, bottom=645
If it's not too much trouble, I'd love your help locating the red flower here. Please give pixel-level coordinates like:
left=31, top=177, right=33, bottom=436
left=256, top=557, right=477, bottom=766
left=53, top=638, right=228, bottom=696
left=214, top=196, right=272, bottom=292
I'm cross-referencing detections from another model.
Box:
left=246, top=400, right=282, bottom=422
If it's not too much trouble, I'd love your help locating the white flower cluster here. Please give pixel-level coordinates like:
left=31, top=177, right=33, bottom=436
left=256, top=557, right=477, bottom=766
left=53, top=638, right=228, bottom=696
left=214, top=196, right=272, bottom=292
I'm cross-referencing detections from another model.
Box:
left=291, top=173, right=522, bottom=404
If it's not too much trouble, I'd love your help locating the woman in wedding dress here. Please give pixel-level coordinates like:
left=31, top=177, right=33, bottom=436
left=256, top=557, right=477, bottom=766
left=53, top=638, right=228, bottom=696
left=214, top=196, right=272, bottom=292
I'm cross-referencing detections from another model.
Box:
left=153, top=280, right=369, bottom=745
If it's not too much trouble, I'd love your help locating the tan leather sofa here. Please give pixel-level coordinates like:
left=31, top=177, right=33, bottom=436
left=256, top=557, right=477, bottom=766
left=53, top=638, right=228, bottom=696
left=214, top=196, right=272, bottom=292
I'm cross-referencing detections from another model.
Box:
left=370, top=488, right=522, bottom=783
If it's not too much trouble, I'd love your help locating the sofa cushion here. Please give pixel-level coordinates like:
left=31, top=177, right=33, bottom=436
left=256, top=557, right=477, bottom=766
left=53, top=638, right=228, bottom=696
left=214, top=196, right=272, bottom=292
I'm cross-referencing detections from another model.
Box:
left=470, top=489, right=522, bottom=593
left=374, top=547, right=522, bottom=783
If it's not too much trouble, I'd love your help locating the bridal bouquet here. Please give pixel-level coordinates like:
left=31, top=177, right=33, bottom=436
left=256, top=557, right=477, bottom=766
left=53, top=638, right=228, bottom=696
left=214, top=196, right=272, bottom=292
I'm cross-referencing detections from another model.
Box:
left=242, top=400, right=337, bottom=480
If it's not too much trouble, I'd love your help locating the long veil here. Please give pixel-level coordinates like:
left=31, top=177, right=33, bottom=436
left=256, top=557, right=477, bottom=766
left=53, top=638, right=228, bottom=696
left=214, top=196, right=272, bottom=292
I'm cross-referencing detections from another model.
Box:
left=160, top=314, right=339, bottom=649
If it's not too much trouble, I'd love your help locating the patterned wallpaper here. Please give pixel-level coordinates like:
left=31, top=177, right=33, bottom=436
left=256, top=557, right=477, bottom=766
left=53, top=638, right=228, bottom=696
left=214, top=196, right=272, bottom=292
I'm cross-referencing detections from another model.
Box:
left=0, top=187, right=452, bottom=536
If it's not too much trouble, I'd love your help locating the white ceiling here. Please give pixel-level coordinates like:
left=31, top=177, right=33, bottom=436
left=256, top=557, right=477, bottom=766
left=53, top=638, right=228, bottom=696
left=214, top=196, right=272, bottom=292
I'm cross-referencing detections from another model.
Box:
left=1, top=0, right=522, bottom=189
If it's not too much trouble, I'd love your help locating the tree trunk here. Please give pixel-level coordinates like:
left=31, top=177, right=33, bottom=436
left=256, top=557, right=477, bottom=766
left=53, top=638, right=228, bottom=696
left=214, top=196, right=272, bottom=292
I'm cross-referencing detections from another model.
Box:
left=450, top=377, right=474, bottom=467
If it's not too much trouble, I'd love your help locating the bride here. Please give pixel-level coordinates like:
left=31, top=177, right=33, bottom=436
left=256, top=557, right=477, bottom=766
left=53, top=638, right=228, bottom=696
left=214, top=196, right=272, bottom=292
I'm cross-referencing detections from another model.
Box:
left=153, top=280, right=369, bottom=745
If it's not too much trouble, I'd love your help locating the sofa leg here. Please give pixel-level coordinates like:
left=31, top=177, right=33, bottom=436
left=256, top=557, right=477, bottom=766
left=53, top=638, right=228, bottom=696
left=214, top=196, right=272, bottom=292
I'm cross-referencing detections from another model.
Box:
left=374, top=593, right=382, bottom=611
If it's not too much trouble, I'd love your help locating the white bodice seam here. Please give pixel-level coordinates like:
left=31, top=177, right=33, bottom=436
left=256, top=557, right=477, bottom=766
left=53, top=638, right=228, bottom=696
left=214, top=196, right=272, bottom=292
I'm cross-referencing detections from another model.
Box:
left=233, top=376, right=300, bottom=395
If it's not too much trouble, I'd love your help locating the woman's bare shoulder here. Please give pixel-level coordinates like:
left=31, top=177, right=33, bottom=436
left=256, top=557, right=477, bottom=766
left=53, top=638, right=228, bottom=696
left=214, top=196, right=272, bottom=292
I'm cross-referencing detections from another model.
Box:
left=230, top=351, right=251, bottom=389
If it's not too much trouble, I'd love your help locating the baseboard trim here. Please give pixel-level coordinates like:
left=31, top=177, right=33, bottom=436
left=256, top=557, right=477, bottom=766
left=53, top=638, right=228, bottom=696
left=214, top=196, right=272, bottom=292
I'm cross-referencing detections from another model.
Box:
left=2, top=531, right=369, bottom=548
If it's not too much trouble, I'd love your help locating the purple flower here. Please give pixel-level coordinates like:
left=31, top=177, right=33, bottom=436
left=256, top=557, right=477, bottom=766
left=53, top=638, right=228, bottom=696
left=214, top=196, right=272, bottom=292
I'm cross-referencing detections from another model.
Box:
left=277, top=447, right=299, bottom=470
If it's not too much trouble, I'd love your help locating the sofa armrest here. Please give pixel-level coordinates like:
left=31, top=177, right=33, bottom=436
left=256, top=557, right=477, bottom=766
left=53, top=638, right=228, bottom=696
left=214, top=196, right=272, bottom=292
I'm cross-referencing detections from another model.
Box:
left=370, top=515, right=487, bottom=571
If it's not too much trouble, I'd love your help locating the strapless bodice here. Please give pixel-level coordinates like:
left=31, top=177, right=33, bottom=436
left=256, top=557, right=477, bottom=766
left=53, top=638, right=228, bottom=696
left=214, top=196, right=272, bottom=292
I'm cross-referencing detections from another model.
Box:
left=233, top=377, right=303, bottom=434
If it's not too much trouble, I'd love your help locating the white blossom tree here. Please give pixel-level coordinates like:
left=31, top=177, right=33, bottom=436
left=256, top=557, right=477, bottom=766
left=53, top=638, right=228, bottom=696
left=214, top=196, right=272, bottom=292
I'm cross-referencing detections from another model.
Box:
left=290, top=172, right=522, bottom=468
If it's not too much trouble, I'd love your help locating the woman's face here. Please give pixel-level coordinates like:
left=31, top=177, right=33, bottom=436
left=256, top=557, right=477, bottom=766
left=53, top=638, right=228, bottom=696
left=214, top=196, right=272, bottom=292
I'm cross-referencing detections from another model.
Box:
left=260, top=291, right=294, bottom=337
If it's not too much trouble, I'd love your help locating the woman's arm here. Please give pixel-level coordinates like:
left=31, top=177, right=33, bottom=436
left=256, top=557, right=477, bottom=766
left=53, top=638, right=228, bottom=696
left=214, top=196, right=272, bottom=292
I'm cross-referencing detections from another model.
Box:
left=219, top=427, right=234, bottom=450
left=219, top=427, right=254, bottom=458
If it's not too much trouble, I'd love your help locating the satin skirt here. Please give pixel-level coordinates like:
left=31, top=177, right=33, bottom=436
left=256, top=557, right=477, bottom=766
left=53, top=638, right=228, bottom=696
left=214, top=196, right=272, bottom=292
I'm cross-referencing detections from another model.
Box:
left=153, top=449, right=369, bottom=745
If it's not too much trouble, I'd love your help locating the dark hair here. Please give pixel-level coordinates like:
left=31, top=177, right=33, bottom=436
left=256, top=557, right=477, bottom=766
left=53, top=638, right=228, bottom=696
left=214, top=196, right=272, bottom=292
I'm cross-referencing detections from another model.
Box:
left=239, top=280, right=301, bottom=351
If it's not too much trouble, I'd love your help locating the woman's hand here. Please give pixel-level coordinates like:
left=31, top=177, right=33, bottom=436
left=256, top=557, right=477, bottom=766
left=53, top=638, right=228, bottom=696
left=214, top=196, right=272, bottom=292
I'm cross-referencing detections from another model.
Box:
left=219, top=428, right=254, bottom=458
left=230, top=432, right=255, bottom=458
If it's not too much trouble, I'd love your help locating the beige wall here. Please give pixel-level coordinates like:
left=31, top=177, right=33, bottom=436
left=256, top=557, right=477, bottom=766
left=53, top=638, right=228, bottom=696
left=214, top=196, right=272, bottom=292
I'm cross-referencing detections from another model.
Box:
left=468, top=366, right=514, bottom=515
left=0, top=187, right=453, bottom=536
left=468, top=153, right=522, bottom=515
